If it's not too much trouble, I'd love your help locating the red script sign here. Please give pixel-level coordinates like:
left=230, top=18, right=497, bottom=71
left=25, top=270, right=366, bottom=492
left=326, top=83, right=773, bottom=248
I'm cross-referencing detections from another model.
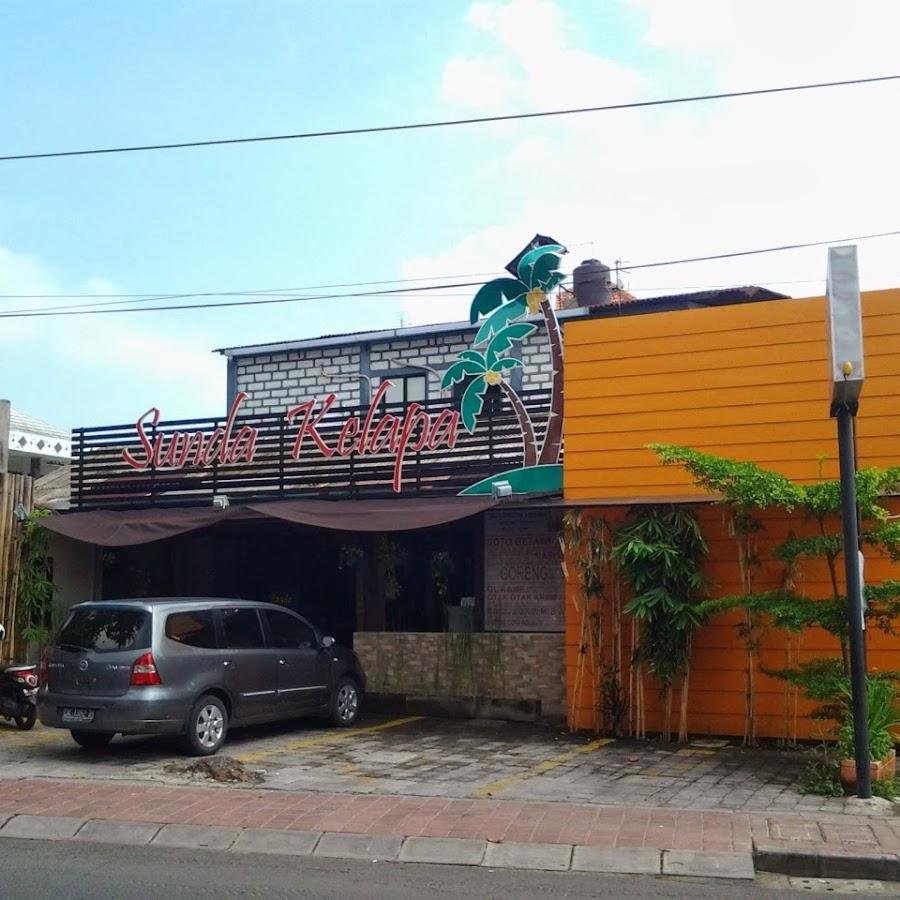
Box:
left=122, top=382, right=461, bottom=492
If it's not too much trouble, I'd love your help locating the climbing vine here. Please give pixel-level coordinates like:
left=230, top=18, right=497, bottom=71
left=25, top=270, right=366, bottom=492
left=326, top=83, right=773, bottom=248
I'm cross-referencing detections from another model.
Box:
left=650, top=444, right=900, bottom=742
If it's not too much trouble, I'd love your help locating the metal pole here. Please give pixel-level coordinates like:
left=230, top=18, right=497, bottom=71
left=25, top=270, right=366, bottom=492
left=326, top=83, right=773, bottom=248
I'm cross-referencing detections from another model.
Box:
left=836, top=402, right=871, bottom=798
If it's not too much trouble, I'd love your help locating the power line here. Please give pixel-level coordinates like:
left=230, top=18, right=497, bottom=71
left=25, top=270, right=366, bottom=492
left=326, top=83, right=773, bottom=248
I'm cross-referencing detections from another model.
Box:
left=618, top=229, right=900, bottom=272
left=2, top=228, right=897, bottom=320
left=2, top=74, right=898, bottom=163
left=0, top=270, right=499, bottom=299
left=1, top=289, right=477, bottom=316
left=0, top=281, right=487, bottom=319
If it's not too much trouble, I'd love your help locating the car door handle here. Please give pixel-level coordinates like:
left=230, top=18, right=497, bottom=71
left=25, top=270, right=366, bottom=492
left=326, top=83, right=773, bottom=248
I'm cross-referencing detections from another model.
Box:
left=223, top=660, right=232, bottom=667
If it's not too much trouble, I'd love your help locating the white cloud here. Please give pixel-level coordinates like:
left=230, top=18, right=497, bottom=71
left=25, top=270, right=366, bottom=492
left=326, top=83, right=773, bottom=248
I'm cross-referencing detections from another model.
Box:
left=403, top=0, right=900, bottom=325
left=0, top=244, right=222, bottom=423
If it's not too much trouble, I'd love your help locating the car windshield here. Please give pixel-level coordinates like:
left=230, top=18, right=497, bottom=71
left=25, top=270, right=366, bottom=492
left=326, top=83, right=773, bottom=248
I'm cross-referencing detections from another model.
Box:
left=56, top=607, right=150, bottom=654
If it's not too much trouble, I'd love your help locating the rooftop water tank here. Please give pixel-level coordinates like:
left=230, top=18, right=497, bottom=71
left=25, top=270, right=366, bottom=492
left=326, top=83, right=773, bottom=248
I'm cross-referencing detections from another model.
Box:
left=573, top=259, right=612, bottom=308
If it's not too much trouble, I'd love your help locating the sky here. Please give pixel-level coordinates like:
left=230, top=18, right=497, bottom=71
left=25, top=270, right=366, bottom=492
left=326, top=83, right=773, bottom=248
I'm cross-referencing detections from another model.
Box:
left=1, top=0, right=899, bottom=428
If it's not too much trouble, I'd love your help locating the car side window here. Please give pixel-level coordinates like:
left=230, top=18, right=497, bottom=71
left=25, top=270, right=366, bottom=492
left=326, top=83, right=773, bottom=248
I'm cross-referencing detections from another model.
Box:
left=264, top=609, right=316, bottom=650
left=166, top=610, right=218, bottom=649
left=220, top=608, right=265, bottom=650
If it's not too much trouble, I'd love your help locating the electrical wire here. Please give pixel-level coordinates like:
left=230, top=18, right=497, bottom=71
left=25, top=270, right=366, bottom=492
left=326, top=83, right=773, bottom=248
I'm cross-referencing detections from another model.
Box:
left=1, top=228, right=897, bottom=320
left=0, top=281, right=487, bottom=318
left=0, top=270, right=499, bottom=299
left=616, top=230, right=900, bottom=272
left=2, top=75, right=898, bottom=163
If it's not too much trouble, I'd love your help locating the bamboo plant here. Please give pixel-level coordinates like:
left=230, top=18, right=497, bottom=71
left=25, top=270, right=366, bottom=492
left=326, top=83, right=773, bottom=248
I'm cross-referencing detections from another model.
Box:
left=612, top=505, right=707, bottom=742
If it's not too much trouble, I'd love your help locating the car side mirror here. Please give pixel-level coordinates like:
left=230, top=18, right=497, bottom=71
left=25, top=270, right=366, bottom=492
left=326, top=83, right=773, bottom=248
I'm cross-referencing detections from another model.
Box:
left=321, top=635, right=335, bottom=649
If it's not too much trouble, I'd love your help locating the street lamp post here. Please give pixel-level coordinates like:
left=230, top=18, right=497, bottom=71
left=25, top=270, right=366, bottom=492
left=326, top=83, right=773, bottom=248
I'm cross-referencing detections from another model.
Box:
left=826, top=244, right=870, bottom=799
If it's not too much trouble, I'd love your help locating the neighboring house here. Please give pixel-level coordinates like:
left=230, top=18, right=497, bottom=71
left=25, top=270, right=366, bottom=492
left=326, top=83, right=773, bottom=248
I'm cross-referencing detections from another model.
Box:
left=1, top=402, right=71, bottom=478
left=0, top=401, right=72, bottom=660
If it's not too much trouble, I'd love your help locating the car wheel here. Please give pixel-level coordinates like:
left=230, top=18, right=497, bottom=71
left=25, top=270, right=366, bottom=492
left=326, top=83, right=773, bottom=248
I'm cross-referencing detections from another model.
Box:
left=330, top=676, right=361, bottom=727
left=71, top=729, right=114, bottom=750
left=15, top=708, right=37, bottom=731
left=182, top=694, right=228, bottom=756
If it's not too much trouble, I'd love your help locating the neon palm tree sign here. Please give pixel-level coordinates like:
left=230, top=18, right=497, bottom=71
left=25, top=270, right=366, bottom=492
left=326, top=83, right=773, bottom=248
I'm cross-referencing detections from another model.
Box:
left=450, top=240, right=566, bottom=496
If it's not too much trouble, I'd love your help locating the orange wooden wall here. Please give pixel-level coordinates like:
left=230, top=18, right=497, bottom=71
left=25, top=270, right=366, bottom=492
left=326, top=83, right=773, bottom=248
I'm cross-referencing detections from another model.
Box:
left=562, top=290, right=900, bottom=737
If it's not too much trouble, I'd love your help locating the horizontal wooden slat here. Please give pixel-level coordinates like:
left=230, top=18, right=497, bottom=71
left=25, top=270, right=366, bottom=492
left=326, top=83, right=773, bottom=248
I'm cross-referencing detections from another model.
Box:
left=72, top=390, right=556, bottom=508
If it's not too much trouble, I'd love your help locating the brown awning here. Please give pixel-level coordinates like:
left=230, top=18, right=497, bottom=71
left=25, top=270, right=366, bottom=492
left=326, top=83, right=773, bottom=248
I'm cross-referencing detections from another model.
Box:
left=41, top=496, right=497, bottom=547
left=40, top=505, right=263, bottom=547
left=247, top=496, right=496, bottom=532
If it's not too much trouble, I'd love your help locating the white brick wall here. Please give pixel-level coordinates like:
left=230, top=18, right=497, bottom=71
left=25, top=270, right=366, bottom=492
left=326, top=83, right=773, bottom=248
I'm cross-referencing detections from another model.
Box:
left=234, top=323, right=553, bottom=414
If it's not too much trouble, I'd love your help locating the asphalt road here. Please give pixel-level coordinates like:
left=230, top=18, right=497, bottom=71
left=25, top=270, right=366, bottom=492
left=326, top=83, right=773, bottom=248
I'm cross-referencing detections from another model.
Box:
left=0, top=838, right=861, bottom=899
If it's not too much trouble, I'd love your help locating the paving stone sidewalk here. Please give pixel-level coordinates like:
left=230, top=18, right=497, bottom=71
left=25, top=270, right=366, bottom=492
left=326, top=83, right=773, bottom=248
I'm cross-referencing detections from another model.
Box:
left=0, top=777, right=898, bottom=879
left=0, top=717, right=852, bottom=814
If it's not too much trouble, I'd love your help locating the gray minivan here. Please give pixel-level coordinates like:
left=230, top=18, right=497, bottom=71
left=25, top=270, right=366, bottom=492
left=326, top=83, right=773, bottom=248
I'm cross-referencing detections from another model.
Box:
left=38, top=598, right=365, bottom=755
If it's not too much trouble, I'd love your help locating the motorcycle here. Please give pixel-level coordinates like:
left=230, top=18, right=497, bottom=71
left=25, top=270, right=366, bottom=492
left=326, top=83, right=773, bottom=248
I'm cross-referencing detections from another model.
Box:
left=0, top=624, right=39, bottom=730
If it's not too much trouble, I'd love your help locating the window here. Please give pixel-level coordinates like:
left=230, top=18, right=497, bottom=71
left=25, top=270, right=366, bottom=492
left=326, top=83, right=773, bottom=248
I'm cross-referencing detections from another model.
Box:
left=219, top=608, right=265, bottom=649
left=383, top=374, right=426, bottom=405
left=56, top=608, right=149, bottom=654
left=264, top=610, right=317, bottom=650
left=166, top=610, right=217, bottom=649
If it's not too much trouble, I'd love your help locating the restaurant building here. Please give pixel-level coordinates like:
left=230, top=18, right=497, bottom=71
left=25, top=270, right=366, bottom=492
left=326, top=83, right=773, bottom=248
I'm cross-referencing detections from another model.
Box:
left=44, top=241, right=898, bottom=738
left=45, top=239, right=608, bottom=720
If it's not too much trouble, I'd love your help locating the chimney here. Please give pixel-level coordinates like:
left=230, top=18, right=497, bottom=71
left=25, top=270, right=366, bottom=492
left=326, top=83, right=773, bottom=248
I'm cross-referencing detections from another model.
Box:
left=572, top=259, right=613, bottom=308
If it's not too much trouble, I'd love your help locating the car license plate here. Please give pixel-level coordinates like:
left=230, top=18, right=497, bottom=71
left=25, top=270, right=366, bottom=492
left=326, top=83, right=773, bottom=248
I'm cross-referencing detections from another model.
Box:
left=61, top=708, right=95, bottom=723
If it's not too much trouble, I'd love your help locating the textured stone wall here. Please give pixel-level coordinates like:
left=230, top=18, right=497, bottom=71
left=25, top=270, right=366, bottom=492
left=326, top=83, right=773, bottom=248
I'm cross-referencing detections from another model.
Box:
left=235, top=347, right=363, bottom=415
left=234, top=326, right=553, bottom=415
left=353, top=632, right=565, bottom=717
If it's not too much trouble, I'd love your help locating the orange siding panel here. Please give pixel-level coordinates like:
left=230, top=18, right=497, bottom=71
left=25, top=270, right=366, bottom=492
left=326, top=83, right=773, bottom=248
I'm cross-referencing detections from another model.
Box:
left=561, top=291, right=900, bottom=738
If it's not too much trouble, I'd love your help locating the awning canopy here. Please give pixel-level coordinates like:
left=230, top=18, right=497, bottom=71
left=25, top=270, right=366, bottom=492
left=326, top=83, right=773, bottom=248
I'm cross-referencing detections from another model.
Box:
left=40, top=496, right=498, bottom=547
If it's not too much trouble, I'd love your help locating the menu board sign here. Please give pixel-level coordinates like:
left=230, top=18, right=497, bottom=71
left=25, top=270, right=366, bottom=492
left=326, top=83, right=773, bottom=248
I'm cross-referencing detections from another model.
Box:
left=484, top=508, right=563, bottom=632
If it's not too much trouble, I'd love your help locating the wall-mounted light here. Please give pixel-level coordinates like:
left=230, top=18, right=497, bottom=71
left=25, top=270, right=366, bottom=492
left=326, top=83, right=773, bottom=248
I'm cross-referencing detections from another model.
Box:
left=14, top=503, right=28, bottom=523
left=491, top=480, right=513, bottom=500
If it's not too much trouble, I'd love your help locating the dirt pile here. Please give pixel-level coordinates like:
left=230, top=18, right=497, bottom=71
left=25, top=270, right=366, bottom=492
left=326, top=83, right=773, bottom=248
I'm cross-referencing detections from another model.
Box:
left=163, top=756, right=264, bottom=785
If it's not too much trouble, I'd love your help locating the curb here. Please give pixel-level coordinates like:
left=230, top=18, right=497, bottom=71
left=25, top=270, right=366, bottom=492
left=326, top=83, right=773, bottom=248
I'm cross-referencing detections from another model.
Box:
left=0, top=814, right=755, bottom=880
left=753, top=844, right=900, bottom=882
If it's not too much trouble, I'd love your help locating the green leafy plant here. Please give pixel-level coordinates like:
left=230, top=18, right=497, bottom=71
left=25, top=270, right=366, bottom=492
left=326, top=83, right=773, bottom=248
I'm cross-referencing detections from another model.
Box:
left=650, top=445, right=801, bottom=745
left=613, top=505, right=707, bottom=741
left=871, top=775, right=899, bottom=801
left=798, top=755, right=843, bottom=798
left=17, top=509, right=55, bottom=649
left=836, top=678, right=900, bottom=763
left=650, top=445, right=900, bottom=744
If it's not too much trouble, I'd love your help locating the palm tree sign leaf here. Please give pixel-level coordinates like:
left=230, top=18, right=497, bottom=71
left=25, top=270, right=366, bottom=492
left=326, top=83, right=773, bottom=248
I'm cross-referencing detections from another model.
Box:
left=469, top=278, right=526, bottom=324
left=473, top=294, right=528, bottom=345
left=494, top=357, right=523, bottom=372
left=458, top=349, right=486, bottom=364
left=486, top=322, right=537, bottom=368
left=440, top=357, right=485, bottom=390
left=460, top=376, right=490, bottom=433
left=530, top=254, right=565, bottom=292
left=516, top=244, right=565, bottom=287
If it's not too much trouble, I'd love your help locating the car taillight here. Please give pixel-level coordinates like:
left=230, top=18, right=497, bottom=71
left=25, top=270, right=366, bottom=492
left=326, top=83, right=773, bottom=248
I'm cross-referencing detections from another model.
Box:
left=130, top=652, right=162, bottom=686
left=39, top=653, right=48, bottom=685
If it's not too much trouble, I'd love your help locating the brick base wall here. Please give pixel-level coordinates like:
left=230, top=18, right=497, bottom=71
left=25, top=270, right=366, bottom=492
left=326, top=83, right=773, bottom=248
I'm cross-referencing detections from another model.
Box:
left=354, top=632, right=565, bottom=717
